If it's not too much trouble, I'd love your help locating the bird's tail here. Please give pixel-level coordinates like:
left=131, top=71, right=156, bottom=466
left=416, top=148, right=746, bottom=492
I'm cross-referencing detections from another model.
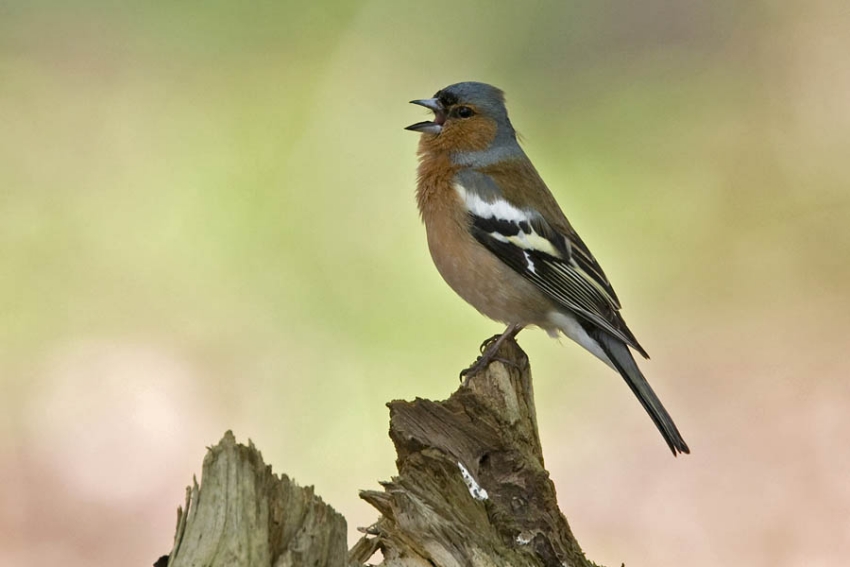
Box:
left=595, top=331, right=690, bottom=455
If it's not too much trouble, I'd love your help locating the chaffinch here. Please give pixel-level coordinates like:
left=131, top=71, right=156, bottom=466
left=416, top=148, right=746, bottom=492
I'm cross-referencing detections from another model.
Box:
left=406, top=81, right=689, bottom=455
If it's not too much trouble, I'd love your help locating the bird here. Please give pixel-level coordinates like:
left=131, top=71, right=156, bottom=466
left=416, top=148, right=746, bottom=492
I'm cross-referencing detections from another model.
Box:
left=405, top=81, right=689, bottom=455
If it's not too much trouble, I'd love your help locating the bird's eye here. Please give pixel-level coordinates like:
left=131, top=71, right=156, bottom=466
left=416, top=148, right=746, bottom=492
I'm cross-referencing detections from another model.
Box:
left=456, top=106, right=474, bottom=118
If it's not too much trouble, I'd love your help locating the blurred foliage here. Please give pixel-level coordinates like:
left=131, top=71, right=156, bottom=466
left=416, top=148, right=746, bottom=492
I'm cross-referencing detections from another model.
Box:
left=1, top=1, right=849, bottom=566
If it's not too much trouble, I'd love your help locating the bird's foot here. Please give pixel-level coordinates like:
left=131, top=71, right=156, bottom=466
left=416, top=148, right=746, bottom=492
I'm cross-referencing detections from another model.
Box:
left=459, top=351, right=498, bottom=380
left=478, top=333, right=503, bottom=353
left=459, top=324, right=525, bottom=381
left=460, top=353, right=522, bottom=381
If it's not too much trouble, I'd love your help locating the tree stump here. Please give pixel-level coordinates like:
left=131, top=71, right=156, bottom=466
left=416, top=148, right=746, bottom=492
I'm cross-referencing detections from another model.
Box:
left=159, top=339, right=601, bottom=567
left=351, top=338, right=596, bottom=567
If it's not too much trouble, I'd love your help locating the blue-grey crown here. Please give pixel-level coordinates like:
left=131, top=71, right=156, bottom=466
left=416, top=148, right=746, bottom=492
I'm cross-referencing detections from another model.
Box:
left=435, top=82, right=510, bottom=124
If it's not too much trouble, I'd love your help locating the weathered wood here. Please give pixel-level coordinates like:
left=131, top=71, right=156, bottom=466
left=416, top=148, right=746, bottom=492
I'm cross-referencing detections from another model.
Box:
left=351, top=338, right=600, bottom=567
left=161, top=431, right=348, bottom=567
left=160, top=339, right=603, bottom=567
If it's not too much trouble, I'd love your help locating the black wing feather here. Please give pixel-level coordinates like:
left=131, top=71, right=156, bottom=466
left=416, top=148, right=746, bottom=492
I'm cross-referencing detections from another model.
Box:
left=469, top=213, right=648, bottom=358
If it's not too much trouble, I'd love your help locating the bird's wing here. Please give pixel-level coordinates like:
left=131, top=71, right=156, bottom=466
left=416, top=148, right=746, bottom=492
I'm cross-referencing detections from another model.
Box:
left=454, top=169, right=648, bottom=357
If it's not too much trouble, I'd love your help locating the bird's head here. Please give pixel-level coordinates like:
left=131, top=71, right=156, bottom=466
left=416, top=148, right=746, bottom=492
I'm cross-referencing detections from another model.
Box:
left=406, top=82, right=517, bottom=156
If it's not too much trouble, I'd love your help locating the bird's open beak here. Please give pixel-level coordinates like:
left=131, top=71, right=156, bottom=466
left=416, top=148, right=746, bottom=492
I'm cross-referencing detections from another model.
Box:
left=405, top=98, right=446, bottom=134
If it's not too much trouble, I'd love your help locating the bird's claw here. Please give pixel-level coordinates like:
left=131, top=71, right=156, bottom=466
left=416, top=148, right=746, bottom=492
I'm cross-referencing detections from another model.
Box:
left=460, top=325, right=525, bottom=381
left=458, top=335, right=505, bottom=380
left=478, top=333, right=502, bottom=354
left=459, top=355, right=489, bottom=380
left=459, top=354, right=520, bottom=381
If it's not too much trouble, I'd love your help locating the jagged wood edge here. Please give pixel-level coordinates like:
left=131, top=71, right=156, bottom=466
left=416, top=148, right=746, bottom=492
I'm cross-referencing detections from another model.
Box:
left=351, top=338, right=601, bottom=567
left=163, top=431, right=349, bottom=567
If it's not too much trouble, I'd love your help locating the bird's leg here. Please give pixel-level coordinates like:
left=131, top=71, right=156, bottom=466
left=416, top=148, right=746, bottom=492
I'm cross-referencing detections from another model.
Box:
left=460, top=323, right=524, bottom=380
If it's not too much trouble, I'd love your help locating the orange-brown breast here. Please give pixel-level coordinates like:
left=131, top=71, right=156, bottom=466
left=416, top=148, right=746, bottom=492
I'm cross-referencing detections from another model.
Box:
left=415, top=143, right=557, bottom=329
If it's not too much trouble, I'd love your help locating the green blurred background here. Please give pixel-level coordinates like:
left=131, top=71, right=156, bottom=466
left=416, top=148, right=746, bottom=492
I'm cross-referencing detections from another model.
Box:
left=2, top=1, right=849, bottom=565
